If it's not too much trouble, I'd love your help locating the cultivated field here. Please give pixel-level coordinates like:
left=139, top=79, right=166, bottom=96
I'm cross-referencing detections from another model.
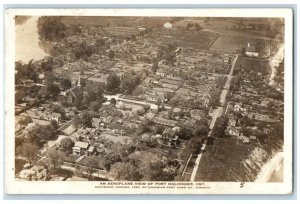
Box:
left=161, top=31, right=219, bottom=50
left=210, top=35, right=280, bottom=54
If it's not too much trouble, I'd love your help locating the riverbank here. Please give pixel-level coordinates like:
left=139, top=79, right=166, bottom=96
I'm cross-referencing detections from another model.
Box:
left=255, top=151, right=283, bottom=182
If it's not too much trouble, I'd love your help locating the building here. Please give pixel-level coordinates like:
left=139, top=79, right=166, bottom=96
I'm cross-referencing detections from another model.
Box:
left=51, top=112, right=61, bottom=122
left=73, top=141, right=90, bottom=156
left=153, top=117, right=178, bottom=127
left=245, top=43, right=259, bottom=57
left=87, top=74, right=109, bottom=87
left=146, top=94, right=164, bottom=103
left=163, top=22, right=173, bottom=29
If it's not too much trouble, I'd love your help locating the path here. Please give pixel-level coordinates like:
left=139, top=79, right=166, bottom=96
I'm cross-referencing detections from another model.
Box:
left=189, top=55, right=238, bottom=182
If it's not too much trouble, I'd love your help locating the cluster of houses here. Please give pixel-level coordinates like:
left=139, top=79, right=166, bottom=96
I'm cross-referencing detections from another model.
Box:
left=225, top=67, right=283, bottom=144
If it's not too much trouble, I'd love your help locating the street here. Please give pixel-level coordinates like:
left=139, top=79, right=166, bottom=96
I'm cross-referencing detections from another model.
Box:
left=189, top=55, right=238, bottom=182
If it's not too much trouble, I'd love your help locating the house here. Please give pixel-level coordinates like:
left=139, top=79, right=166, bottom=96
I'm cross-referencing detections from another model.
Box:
left=162, top=128, right=175, bottom=138
left=156, top=69, right=167, bottom=77
left=227, top=126, right=241, bottom=137
left=51, top=112, right=61, bottom=122
left=31, top=166, right=48, bottom=181
left=37, top=74, right=45, bottom=83
left=15, top=90, right=24, bottom=104
left=146, top=94, right=164, bottom=103
left=92, top=118, right=101, bottom=128
left=73, top=141, right=90, bottom=156
left=190, top=109, right=206, bottom=121
left=163, top=22, right=173, bottom=29
left=153, top=117, right=178, bottom=127
left=87, top=74, right=109, bottom=87
left=227, top=115, right=237, bottom=127
left=87, top=146, right=97, bottom=155
left=245, top=43, right=259, bottom=57
left=234, top=103, right=242, bottom=112
left=240, top=135, right=250, bottom=144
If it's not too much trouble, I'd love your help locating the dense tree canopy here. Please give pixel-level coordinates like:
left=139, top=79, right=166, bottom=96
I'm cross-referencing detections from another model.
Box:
left=59, top=137, right=75, bottom=152
left=60, top=78, right=72, bottom=90
left=110, top=162, right=142, bottom=181
left=80, top=111, right=93, bottom=128
left=16, top=142, right=39, bottom=166
left=105, top=73, right=120, bottom=92
left=38, top=17, right=66, bottom=41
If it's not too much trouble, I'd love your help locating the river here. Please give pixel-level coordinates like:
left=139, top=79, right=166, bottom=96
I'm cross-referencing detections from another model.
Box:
left=15, top=16, right=47, bottom=63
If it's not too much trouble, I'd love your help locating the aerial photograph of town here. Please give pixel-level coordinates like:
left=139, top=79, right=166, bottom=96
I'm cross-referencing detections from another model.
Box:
left=14, top=15, right=284, bottom=182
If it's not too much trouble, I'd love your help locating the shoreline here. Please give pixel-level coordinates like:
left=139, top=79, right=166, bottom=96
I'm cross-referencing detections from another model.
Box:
left=255, top=151, right=283, bottom=182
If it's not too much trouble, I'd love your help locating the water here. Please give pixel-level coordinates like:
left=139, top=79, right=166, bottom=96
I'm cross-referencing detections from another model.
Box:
left=15, top=16, right=47, bottom=63
left=269, top=160, right=283, bottom=182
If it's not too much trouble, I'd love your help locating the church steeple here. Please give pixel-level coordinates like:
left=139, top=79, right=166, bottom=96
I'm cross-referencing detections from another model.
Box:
left=77, top=74, right=81, bottom=87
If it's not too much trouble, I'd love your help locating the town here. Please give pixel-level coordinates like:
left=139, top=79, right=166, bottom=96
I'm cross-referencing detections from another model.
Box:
left=14, top=16, right=284, bottom=182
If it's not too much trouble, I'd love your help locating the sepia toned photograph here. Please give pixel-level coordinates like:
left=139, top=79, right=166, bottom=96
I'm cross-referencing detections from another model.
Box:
left=5, top=8, right=293, bottom=194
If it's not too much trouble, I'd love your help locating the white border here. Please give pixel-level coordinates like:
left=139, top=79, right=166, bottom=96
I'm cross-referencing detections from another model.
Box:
left=4, top=8, right=293, bottom=194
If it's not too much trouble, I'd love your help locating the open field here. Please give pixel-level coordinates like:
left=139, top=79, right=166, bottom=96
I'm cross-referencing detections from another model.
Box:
left=194, top=138, right=255, bottom=181
left=210, top=35, right=280, bottom=54
left=161, top=31, right=219, bottom=50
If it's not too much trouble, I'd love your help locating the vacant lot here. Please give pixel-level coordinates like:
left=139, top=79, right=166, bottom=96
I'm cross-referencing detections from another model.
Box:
left=195, top=137, right=255, bottom=181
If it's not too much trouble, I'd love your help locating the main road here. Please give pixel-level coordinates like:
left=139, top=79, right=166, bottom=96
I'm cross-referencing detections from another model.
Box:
left=189, top=55, right=238, bottom=182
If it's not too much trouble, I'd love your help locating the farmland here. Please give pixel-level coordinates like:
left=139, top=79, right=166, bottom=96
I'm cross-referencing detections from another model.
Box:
left=210, top=34, right=280, bottom=54
left=161, top=31, right=219, bottom=50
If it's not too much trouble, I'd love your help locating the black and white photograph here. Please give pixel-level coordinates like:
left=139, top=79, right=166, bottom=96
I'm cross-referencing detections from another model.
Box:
left=4, top=8, right=293, bottom=194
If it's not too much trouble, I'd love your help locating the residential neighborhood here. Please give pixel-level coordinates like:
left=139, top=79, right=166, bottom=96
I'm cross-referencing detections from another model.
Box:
left=14, top=16, right=284, bottom=182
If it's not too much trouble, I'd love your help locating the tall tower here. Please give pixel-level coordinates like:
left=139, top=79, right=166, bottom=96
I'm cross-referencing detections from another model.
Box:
left=77, top=74, right=81, bottom=87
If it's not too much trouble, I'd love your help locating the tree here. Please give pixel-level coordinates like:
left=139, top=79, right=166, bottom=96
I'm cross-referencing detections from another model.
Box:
left=84, top=156, right=99, bottom=180
left=188, top=137, right=203, bottom=154
left=38, top=17, right=66, bottom=41
left=80, top=111, right=93, bottom=128
left=27, top=124, right=57, bottom=146
left=72, top=115, right=80, bottom=129
left=73, top=42, right=94, bottom=60
left=211, top=117, right=228, bottom=138
left=108, top=50, right=115, bottom=59
left=47, top=83, right=60, bottom=97
left=90, top=101, right=101, bottom=112
left=186, top=22, right=192, bottom=30
left=195, top=23, right=202, bottom=31
left=60, top=137, right=75, bottom=152
left=47, top=149, right=63, bottom=172
left=151, top=61, right=159, bottom=73
left=241, top=47, right=246, bottom=55
left=50, top=120, right=59, bottom=129
left=17, top=142, right=39, bottom=166
left=19, top=116, right=33, bottom=126
left=120, top=74, right=141, bottom=95
left=177, top=125, right=193, bottom=140
left=103, top=152, right=122, bottom=171
left=95, top=38, right=105, bottom=47
left=110, top=98, right=117, bottom=106
left=105, top=73, right=120, bottom=92
left=193, top=124, right=208, bottom=137
left=110, top=162, right=142, bottom=181
left=60, top=78, right=71, bottom=90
